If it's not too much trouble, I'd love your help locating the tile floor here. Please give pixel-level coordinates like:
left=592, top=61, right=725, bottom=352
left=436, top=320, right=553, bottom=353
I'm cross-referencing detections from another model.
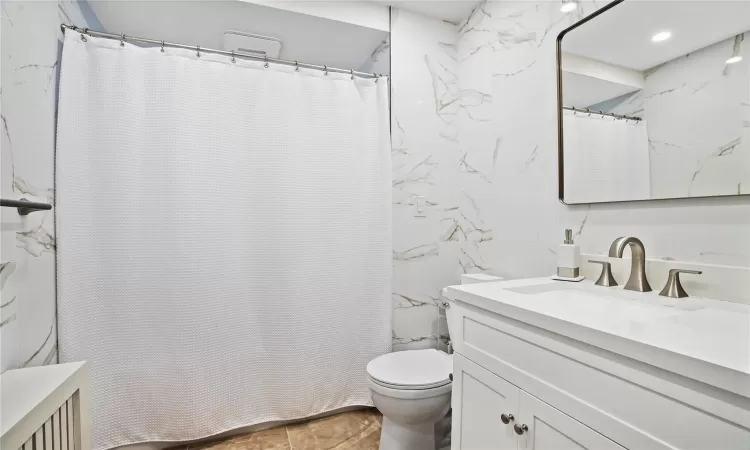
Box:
left=182, top=409, right=382, bottom=450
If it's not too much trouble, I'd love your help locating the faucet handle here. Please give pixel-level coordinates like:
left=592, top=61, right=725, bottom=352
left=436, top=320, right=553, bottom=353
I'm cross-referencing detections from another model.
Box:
left=659, top=269, right=702, bottom=298
left=589, top=260, right=618, bottom=287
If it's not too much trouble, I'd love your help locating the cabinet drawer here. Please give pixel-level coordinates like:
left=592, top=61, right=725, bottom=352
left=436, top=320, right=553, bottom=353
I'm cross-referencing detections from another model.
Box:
left=453, top=354, right=626, bottom=450
left=452, top=354, right=518, bottom=450
left=518, top=389, right=625, bottom=450
left=460, top=314, right=750, bottom=450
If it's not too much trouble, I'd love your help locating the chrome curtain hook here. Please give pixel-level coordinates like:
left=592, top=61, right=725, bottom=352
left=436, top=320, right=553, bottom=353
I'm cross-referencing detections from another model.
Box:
left=350, top=69, right=354, bottom=80
left=231, top=51, right=236, bottom=63
left=264, top=56, right=269, bottom=68
left=160, top=40, right=165, bottom=53
left=324, top=65, right=328, bottom=76
left=196, top=46, right=201, bottom=57
left=120, top=33, right=125, bottom=47
left=80, top=28, right=88, bottom=42
left=295, top=60, right=299, bottom=71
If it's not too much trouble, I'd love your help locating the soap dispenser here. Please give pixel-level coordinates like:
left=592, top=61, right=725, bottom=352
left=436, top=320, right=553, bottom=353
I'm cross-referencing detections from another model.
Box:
left=552, top=229, right=584, bottom=282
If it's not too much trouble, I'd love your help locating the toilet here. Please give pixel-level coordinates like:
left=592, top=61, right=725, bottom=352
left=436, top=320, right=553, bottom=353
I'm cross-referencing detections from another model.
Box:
left=367, top=348, right=453, bottom=450
left=367, top=275, right=503, bottom=450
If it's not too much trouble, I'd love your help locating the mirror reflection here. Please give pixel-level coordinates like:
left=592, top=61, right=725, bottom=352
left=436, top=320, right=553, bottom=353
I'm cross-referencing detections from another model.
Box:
left=559, top=1, right=750, bottom=204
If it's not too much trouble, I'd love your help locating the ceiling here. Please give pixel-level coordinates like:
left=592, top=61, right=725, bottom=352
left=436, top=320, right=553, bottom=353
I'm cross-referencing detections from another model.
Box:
left=89, top=1, right=389, bottom=71
left=384, top=0, right=478, bottom=24
left=562, top=72, right=640, bottom=109
left=563, top=1, right=750, bottom=71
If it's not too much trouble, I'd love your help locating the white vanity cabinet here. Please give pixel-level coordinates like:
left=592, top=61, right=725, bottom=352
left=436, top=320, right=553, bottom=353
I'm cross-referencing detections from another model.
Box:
left=453, top=354, right=625, bottom=450
left=445, top=279, right=750, bottom=450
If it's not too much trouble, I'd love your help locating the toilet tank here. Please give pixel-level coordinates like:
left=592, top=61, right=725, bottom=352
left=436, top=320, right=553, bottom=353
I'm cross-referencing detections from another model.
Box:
left=443, top=274, right=504, bottom=352
left=460, top=273, right=504, bottom=285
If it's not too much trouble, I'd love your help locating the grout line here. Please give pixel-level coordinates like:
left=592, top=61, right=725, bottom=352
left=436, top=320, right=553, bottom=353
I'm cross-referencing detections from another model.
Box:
left=284, top=426, right=293, bottom=450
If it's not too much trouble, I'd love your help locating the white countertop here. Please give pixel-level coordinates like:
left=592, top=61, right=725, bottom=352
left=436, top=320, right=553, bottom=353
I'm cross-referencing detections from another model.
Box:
left=1, top=362, right=87, bottom=439
left=444, top=278, right=750, bottom=398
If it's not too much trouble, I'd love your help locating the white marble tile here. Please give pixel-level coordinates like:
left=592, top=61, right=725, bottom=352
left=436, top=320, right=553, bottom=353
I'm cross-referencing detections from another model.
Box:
left=391, top=9, right=468, bottom=349
left=452, top=0, right=750, bottom=296
left=0, top=0, right=99, bottom=373
left=607, top=31, right=750, bottom=199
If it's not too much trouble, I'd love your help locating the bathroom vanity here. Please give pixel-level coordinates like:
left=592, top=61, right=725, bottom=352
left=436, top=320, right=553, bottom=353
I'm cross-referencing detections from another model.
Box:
left=443, top=278, right=750, bottom=450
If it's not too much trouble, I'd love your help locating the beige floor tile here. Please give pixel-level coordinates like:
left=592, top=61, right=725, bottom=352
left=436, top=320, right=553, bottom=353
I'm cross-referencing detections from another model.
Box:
left=330, top=423, right=381, bottom=450
left=227, top=427, right=291, bottom=450
left=286, top=410, right=380, bottom=450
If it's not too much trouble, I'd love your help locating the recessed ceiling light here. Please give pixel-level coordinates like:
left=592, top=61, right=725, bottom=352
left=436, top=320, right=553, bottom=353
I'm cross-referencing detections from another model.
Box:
left=726, top=56, right=743, bottom=64
left=560, top=2, right=578, bottom=13
left=651, top=31, right=672, bottom=42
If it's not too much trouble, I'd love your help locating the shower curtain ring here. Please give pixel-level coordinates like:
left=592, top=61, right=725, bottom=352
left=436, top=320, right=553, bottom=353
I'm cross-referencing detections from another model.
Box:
left=264, top=56, right=269, bottom=68
left=80, top=28, right=88, bottom=42
left=196, top=46, right=201, bottom=57
left=295, top=60, right=299, bottom=71
left=120, top=33, right=125, bottom=47
left=350, top=69, right=354, bottom=80
left=161, top=40, right=165, bottom=53
left=324, top=65, right=328, bottom=76
left=231, top=51, right=236, bottom=63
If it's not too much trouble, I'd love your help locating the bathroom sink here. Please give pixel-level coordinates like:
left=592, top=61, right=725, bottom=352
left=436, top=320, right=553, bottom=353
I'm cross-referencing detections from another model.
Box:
left=499, top=280, right=697, bottom=328
left=444, top=277, right=750, bottom=387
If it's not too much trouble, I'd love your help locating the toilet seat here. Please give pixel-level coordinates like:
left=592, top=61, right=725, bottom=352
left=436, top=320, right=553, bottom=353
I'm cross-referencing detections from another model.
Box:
left=367, top=349, right=452, bottom=391
left=368, top=375, right=452, bottom=400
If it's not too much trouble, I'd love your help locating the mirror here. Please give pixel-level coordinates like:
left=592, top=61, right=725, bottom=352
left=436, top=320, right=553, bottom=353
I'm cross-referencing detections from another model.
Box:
left=557, top=0, right=750, bottom=204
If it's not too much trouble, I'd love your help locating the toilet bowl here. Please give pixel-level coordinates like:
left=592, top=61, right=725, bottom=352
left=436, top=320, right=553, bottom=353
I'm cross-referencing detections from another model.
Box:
left=367, top=349, right=452, bottom=450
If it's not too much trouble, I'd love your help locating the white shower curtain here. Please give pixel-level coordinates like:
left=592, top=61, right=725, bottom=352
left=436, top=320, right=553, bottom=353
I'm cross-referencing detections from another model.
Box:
left=56, top=30, right=391, bottom=450
left=563, top=110, right=651, bottom=203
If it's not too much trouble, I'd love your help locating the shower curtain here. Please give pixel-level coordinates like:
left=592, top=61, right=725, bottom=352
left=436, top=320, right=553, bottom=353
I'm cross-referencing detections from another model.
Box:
left=563, top=110, right=651, bottom=203
left=55, top=30, right=391, bottom=450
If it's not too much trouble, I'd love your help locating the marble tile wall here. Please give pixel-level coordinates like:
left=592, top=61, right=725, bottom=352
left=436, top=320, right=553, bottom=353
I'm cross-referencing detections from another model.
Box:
left=1, top=0, right=98, bottom=373
left=391, top=9, right=477, bottom=351
left=455, top=1, right=750, bottom=292
left=609, top=32, right=750, bottom=198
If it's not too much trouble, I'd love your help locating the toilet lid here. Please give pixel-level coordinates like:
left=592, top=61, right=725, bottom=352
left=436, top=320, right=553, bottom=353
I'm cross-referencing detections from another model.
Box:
left=367, top=349, right=452, bottom=389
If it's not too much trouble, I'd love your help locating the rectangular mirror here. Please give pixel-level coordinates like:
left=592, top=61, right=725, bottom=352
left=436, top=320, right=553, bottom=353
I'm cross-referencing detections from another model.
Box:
left=557, top=0, right=750, bottom=204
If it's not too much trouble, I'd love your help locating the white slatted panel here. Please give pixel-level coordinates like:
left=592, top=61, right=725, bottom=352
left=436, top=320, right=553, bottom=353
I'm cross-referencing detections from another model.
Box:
left=66, top=401, right=74, bottom=450
left=34, top=427, right=44, bottom=450
left=44, top=419, right=53, bottom=450
left=52, top=411, right=61, bottom=450
left=60, top=406, right=68, bottom=450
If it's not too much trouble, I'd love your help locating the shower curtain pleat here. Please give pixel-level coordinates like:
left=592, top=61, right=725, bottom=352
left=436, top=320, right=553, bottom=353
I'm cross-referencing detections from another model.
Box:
left=55, top=29, right=391, bottom=450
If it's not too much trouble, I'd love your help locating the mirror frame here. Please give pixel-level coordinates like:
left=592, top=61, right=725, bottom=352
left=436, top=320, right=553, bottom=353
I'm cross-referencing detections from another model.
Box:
left=555, top=0, right=749, bottom=205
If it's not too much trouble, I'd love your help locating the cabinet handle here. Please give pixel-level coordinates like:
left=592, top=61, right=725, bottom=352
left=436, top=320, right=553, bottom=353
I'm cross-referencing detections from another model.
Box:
left=500, top=413, right=514, bottom=424
left=513, top=424, right=528, bottom=435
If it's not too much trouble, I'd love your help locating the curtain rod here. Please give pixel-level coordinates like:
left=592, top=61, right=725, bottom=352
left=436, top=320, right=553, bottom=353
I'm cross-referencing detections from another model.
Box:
left=60, top=24, right=384, bottom=80
left=563, top=106, right=642, bottom=121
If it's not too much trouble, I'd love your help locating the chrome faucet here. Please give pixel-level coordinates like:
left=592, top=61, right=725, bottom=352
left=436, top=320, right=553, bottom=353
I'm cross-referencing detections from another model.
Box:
left=608, top=237, right=652, bottom=292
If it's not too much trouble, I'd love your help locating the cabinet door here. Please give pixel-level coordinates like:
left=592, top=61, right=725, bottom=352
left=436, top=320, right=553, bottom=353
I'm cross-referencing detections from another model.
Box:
left=452, top=353, right=519, bottom=450
left=515, top=390, right=626, bottom=450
